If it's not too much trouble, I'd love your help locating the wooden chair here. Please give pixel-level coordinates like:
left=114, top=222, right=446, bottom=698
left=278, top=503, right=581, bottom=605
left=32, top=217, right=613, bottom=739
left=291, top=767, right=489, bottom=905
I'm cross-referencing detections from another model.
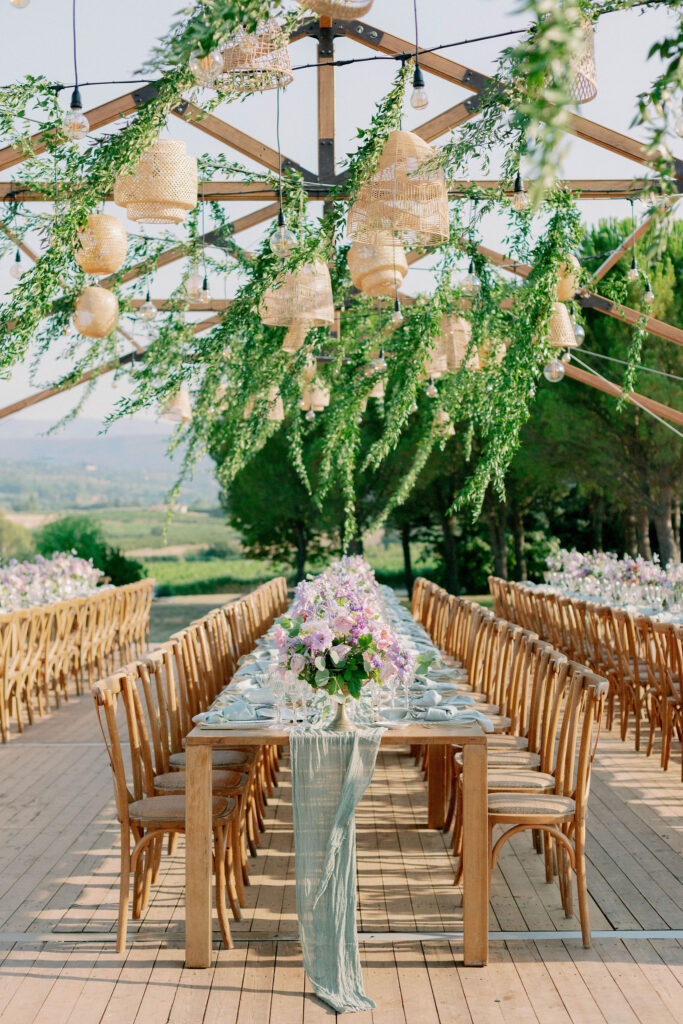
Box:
left=485, top=669, right=608, bottom=947
left=93, top=669, right=240, bottom=952
left=645, top=621, right=683, bottom=776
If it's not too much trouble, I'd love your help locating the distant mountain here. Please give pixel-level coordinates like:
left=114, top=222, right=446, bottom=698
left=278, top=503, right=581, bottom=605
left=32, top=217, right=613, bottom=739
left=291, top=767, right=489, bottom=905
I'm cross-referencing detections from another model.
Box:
left=0, top=419, right=219, bottom=510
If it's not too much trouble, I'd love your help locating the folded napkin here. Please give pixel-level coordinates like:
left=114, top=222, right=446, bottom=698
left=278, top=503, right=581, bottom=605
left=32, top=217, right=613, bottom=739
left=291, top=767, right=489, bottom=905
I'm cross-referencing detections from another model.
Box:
left=412, top=690, right=476, bottom=710
left=193, top=699, right=277, bottom=725
left=240, top=685, right=276, bottom=705
left=411, top=706, right=494, bottom=730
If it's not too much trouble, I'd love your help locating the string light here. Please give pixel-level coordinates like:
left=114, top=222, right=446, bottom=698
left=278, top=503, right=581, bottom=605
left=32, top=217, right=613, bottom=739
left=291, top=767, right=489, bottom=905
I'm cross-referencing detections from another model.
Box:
left=569, top=303, right=585, bottom=345
left=372, top=347, right=388, bottom=372
left=425, top=375, right=438, bottom=398
left=462, top=258, right=480, bottom=295
left=543, top=358, right=565, bottom=382
left=391, top=297, right=403, bottom=325
left=62, top=1, right=89, bottom=141
left=269, top=89, right=296, bottom=258
left=409, top=0, right=428, bottom=109
left=200, top=273, right=211, bottom=304
left=9, top=248, right=22, bottom=280
left=305, top=404, right=316, bottom=421
left=187, top=266, right=202, bottom=300
left=189, top=48, right=223, bottom=87
left=644, top=279, right=655, bottom=304
left=139, top=288, right=157, bottom=321
left=511, top=170, right=528, bottom=212
left=626, top=199, right=639, bottom=281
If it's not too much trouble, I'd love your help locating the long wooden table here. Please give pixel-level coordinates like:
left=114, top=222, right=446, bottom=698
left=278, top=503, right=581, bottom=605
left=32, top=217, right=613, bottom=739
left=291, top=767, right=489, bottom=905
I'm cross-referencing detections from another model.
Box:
left=184, top=721, right=489, bottom=968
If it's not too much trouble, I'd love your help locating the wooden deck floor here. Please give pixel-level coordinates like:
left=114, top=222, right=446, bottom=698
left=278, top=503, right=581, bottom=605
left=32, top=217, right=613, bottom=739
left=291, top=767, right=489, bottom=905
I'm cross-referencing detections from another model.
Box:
left=1, top=693, right=682, bottom=1023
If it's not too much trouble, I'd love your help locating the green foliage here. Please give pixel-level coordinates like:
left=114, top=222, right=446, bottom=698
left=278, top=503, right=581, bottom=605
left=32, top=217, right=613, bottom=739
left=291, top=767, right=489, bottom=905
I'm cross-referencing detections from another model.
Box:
left=35, top=514, right=146, bottom=585
left=0, top=513, right=34, bottom=563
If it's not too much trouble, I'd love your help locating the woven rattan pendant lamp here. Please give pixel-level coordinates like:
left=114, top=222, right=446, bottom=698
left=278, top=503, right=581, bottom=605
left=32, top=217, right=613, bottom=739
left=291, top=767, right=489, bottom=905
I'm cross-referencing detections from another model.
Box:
left=260, top=260, right=334, bottom=330
left=347, top=231, right=408, bottom=297
left=438, top=314, right=472, bottom=371
left=548, top=302, right=580, bottom=348
left=243, top=386, right=285, bottom=421
left=347, top=131, right=449, bottom=246
left=114, top=139, right=198, bottom=224
left=161, top=386, right=193, bottom=423
left=555, top=254, right=581, bottom=301
left=568, top=17, right=597, bottom=104
left=282, top=318, right=311, bottom=353
left=74, top=214, right=127, bottom=275
left=296, top=1, right=374, bottom=18
left=219, top=18, right=293, bottom=93
left=72, top=286, right=119, bottom=338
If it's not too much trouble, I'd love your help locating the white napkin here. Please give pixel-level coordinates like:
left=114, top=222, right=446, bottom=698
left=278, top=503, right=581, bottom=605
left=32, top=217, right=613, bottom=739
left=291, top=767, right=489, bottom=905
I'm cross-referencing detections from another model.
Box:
left=411, top=706, right=494, bottom=730
left=193, top=700, right=277, bottom=725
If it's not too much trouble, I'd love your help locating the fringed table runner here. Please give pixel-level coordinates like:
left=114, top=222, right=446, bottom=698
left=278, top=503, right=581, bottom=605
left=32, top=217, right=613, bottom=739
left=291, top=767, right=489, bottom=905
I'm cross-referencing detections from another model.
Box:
left=290, top=727, right=383, bottom=1013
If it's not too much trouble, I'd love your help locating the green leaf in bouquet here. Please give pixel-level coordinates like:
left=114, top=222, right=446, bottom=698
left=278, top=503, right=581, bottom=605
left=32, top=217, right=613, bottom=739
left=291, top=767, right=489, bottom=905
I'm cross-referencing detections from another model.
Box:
left=315, top=668, right=330, bottom=685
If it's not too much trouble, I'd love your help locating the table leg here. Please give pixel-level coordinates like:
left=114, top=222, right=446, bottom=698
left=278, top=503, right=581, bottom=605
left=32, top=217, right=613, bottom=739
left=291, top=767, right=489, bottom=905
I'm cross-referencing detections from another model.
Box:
left=462, top=742, right=489, bottom=967
left=427, top=743, right=448, bottom=829
left=185, top=744, right=213, bottom=968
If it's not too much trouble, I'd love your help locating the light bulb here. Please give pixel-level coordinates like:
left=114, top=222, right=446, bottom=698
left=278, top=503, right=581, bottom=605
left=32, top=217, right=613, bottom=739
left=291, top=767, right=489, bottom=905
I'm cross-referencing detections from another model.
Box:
left=200, top=274, right=210, bottom=304
left=425, top=376, right=438, bottom=398
left=9, top=0, right=30, bottom=8
left=372, top=348, right=387, bottom=372
left=511, top=171, right=528, bottom=212
left=627, top=257, right=639, bottom=283
left=462, top=259, right=480, bottom=295
left=409, top=62, right=429, bottom=110
left=9, top=250, right=22, bottom=280
left=356, top=413, right=363, bottom=424
left=543, top=358, right=565, bottom=383
left=305, top=405, right=316, bottom=422
left=269, top=210, right=296, bottom=257
left=62, top=87, right=89, bottom=141
left=571, top=316, right=585, bottom=345
left=674, top=113, right=683, bottom=138
left=644, top=281, right=655, bottom=304
left=391, top=298, right=403, bottom=326
left=187, top=272, right=202, bottom=300
left=139, top=292, right=157, bottom=321
left=410, top=401, right=418, bottom=413
left=189, top=48, right=223, bottom=87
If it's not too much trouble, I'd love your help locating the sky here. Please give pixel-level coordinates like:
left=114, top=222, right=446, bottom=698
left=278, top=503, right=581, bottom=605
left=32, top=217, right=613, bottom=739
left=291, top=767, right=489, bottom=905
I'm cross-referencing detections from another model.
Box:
left=0, top=0, right=680, bottom=438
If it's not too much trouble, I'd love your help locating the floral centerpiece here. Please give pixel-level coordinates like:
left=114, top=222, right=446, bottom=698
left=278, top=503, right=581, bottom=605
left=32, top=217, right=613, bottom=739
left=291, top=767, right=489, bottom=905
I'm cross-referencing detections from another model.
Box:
left=271, top=557, right=415, bottom=727
left=0, top=551, right=104, bottom=612
left=545, top=548, right=683, bottom=608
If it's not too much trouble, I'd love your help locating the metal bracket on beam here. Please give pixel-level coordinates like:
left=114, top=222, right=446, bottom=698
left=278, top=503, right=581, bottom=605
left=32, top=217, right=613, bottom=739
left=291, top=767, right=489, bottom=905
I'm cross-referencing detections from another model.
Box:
left=340, top=19, right=385, bottom=46
left=281, top=158, right=319, bottom=183
left=132, top=84, right=159, bottom=107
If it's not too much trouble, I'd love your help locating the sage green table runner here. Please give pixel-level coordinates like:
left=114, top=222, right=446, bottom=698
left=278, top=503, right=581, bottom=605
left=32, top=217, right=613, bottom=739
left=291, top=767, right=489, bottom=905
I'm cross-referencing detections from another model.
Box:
left=290, top=726, right=383, bottom=1014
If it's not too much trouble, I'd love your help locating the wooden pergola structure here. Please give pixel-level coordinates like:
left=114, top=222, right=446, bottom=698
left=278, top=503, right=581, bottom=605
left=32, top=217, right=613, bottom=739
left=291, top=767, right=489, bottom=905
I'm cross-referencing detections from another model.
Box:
left=0, top=12, right=681, bottom=426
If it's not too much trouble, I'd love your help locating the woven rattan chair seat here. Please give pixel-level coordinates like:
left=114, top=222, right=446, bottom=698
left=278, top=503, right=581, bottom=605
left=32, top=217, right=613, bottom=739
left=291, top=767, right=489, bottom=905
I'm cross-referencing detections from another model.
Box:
left=487, top=770, right=555, bottom=792
left=154, top=769, right=247, bottom=793
left=170, top=749, right=254, bottom=770
left=488, top=792, right=575, bottom=820
left=128, top=794, right=235, bottom=825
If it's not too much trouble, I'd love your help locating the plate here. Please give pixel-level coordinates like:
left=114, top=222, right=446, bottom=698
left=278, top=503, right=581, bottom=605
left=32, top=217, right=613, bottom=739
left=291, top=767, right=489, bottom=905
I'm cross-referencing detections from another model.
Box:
left=375, top=717, right=413, bottom=728
left=198, top=719, right=272, bottom=730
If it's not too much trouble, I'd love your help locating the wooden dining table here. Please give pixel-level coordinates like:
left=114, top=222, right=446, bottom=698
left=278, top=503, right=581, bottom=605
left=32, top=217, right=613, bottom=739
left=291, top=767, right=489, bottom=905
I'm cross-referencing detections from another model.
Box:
left=184, top=720, right=489, bottom=968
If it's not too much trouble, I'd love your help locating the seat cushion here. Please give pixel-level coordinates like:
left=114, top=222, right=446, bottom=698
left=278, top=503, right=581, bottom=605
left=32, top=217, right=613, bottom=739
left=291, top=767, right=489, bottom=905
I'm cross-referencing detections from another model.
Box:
left=487, top=770, right=555, bottom=793
left=488, top=734, right=528, bottom=749
left=128, top=794, right=235, bottom=825
left=457, top=749, right=540, bottom=769
left=170, top=750, right=254, bottom=770
left=488, top=792, right=575, bottom=820
left=154, top=769, right=247, bottom=793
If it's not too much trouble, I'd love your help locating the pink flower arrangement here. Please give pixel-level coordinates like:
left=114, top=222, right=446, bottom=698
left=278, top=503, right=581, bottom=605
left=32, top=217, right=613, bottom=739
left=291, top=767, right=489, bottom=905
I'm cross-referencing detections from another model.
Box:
left=0, top=551, right=104, bottom=612
left=272, top=557, right=415, bottom=699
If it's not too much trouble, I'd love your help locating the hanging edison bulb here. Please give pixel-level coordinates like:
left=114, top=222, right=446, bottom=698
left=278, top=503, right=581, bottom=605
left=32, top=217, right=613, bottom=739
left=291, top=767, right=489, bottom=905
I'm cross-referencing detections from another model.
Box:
left=627, top=256, right=639, bottom=283
left=269, top=209, right=296, bottom=257
left=425, top=376, right=438, bottom=398
left=189, top=48, right=224, bottom=87
left=62, top=87, right=89, bottom=141
left=9, top=249, right=23, bottom=280
left=187, top=267, right=202, bottom=300
left=461, top=259, right=480, bottom=295
left=511, top=171, right=528, bottom=212
left=391, top=298, right=403, bottom=326
left=543, top=358, right=566, bottom=383
left=644, top=279, right=655, bottom=304
left=410, top=62, right=428, bottom=110
left=139, top=289, right=157, bottom=321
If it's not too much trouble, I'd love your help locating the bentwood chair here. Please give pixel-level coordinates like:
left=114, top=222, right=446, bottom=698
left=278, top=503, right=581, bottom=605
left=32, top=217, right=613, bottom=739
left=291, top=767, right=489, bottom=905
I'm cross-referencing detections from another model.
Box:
left=486, top=669, right=607, bottom=947
left=645, top=621, right=683, bottom=776
left=93, top=670, right=240, bottom=952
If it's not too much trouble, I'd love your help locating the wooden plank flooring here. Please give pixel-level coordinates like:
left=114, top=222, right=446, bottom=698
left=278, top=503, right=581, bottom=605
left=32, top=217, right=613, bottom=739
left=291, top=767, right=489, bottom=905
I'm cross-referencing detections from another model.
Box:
left=0, top=692, right=682, bottom=1023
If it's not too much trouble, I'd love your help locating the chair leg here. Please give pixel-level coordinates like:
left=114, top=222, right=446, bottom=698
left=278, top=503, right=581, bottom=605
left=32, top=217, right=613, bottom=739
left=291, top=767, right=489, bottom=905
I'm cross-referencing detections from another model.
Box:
left=230, top=815, right=246, bottom=907
left=213, top=826, right=233, bottom=949
left=575, top=823, right=591, bottom=947
left=117, top=825, right=131, bottom=953
left=168, top=832, right=179, bottom=856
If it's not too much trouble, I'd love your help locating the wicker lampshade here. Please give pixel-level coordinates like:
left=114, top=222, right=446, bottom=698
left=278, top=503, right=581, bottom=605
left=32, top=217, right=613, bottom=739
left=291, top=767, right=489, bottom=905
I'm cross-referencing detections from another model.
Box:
left=548, top=302, right=579, bottom=348
left=438, top=315, right=472, bottom=371
left=347, top=131, right=449, bottom=246
left=260, top=260, right=334, bottom=328
left=347, top=231, right=408, bottom=297
left=220, top=18, right=293, bottom=93
left=267, top=387, right=285, bottom=422
left=568, top=18, right=597, bottom=104
left=161, top=386, right=192, bottom=423
left=302, top=353, right=318, bottom=383
left=300, top=383, right=330, bottom=412
left=283, top=319, right=310, bottom=353
left=297, top=0, right=373, bottom=17
left=114, top=139, right=197, bottom=225
left=478, top=336, right=505, bottom=368
left=555, top=254, right=581, bottom=301
left=74, top=214, right=127, bottom=275
left=72, top=286, right=119, bottom=338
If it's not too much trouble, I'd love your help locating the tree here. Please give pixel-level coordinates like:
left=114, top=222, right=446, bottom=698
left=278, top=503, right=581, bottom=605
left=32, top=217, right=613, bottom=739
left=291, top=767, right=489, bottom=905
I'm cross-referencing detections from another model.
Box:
left=35, top=514, right=146, bottom=585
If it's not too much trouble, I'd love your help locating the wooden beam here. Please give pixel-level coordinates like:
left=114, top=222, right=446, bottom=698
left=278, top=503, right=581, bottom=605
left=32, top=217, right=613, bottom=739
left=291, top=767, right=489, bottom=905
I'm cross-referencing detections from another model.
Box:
left=592, top=199, right=678, bottom=282
left=0, top=179, right=659, bottom=202
left=172, top=101, right=317, bottom=181
left=577, top=292, right=683, bottom=348
left=317, top=17, right=336, bottom=194
left=341, top=21, right=683, bottom=181
left=0, top=89, right=143, bottom=172
left=563, top=361, right=683, bottom=427
left=414, top=97, right=482, bottom=142
left=128, top=298, right=231, bottom=311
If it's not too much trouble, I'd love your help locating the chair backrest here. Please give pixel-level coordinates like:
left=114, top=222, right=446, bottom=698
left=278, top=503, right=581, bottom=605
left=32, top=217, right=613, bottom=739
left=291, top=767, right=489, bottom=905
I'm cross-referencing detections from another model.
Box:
left=553, top=664, right=608, bottom=813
